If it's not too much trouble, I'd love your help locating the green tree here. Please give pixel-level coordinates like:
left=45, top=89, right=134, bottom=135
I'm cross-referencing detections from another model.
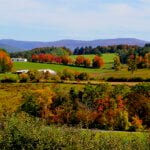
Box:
left=114, top=56, right=121, bottom=71
left=127, top=55, right=137, bottom=74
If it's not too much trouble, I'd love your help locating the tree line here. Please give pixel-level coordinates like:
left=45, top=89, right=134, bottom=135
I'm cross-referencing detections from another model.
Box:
left=31, top=54, right=104, bottom=68
left=10, top=47, right=73, bottom=59
left=74, top=44, right=140, bottom=55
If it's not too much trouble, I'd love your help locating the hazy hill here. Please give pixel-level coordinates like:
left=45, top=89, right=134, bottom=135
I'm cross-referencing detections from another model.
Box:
left=0, top=38, right=149, bottom=51
left=0, top=42, right=23, bottom=52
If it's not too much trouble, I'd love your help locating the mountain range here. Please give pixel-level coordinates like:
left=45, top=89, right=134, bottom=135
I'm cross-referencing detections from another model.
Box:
left=0, top=43, right=23, bottom=52
left=0, top=38, right=149, bottom=52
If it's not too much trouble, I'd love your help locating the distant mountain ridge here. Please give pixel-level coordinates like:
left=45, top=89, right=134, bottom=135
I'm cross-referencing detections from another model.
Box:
left=0, top=42, right=23, bottom=52
left=0, top=38, right=149, bottom=52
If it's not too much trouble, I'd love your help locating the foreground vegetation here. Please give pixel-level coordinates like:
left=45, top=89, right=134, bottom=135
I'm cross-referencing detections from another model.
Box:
left=0, top=113, right=149, bottom=150
left=0, top=83, right=150, bottom=131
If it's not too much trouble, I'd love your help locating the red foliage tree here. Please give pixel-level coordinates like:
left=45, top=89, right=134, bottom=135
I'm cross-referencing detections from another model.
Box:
left=38, top=53, right=45, bottom=62
left=83, top=58, right=91, bottom=67
left=61, top=55, right=73, bottom=65
left=92, top=56, right=104, bottom=68
left=31, top=54, right=39, bottom=62
left=75, top=55, right=84, bottom=66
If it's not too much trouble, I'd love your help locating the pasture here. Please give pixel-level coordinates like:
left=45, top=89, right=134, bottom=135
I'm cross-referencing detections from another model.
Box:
left=11, top=53, right=150, bottom=79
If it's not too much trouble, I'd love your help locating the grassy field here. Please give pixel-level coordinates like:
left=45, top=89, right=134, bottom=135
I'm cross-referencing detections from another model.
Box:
left=10, top=53, right=150, bottom=79
left=12, top=53, right=116, bottom=72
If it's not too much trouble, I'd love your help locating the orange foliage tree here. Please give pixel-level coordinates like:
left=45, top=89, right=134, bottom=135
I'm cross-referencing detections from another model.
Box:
left=83, top=58, right=91, bottom=67
left=144, top=52, right=150, bottom=68
left=31, top=54, right=39, bottom=62
left=0, top=50, right=13, bottom=72
left=61, top=54, right=73, bottom=65
left=75, top=55, right=84, bottom=66
left=92, top=55, right=104, bottom=68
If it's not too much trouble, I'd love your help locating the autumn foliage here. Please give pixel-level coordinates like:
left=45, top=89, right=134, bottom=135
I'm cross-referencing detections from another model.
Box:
left=0, top=50, right=13, bottom=72
left=75, top=55, right=84, bottom=66
left=92, top=56, right=104, bottom=68
left=18, top=83, right=150, bottom=131
left=31, top=53, right=104, bottom=68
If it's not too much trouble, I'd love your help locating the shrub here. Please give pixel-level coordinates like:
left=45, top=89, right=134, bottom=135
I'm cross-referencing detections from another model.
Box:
left=107, top=77, right=127, bottom=82
left=78, top=72, right=90, bottom=80
left=128, top=77, right=143, bottom=82
left=28, top=70, right=39, bottom=82
left=51, top=74, right=61, bottom=82
left=19, top=73, right=30, bottom=83
left=61, top=69, right=75, bottom=80
left=1, top=76, right=17, bottom=83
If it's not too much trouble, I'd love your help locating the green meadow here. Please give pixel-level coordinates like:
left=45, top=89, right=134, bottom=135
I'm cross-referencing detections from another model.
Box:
left=10, top=53, right=150, bottom=79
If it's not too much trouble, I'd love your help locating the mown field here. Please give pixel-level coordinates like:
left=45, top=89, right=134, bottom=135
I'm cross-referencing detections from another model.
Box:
left=9, top=53, right=150, bottom=79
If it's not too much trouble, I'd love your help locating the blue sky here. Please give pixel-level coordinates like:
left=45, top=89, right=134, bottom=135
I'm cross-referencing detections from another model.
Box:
left=0, top=0, right=150, bottom=41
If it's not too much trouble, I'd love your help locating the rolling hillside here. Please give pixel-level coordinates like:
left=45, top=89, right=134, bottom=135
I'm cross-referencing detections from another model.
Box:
left=0, top=38, right=149, bottom=51
left=0, top=42, right=23, bottom=52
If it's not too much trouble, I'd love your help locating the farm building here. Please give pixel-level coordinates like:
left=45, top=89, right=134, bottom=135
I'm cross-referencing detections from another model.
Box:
left=38, top=69, right=56, bottom=75
left=16, top=70, right=29, bottom=74
left=11, top=58, right=27, bottom=62
left=16, top=69, right=56, bottom=75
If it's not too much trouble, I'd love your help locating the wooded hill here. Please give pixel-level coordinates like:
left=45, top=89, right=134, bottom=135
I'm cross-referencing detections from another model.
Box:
left=10, top=47, right=73, bottom=59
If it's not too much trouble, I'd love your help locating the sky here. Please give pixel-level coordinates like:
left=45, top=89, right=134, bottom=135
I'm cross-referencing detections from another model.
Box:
left=0, top=0, right=150, bottom=41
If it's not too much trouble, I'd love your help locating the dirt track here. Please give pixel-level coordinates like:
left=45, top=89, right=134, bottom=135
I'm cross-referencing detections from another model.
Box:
left=63, top=81, right=149, bottom=86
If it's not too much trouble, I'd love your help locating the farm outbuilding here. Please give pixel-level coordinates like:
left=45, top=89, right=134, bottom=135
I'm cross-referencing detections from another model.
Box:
left=38, top=69, right=56, bottom=75
left=11, top=58, right=27, bottom=62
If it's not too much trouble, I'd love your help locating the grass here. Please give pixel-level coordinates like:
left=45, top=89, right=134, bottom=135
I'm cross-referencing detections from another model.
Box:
left=12, top=53, right=116, bottom=72
left=1, top=53, right=149, bottom=80
left=0, top=73, right=18, bottom=80
left=12, top=53, right=117, bottom=78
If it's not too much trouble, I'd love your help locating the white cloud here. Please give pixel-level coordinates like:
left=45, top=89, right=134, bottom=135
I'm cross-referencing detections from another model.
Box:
left=0, top=0, right=150, bottom=40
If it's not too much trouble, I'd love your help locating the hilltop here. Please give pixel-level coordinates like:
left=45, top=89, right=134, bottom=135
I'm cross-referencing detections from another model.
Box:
left=0, top=42, right=23, bottom=52
left=0, top=38, right=149, bottom=51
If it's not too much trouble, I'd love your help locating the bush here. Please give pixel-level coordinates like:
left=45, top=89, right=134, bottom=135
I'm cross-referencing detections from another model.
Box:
left=128, top=77, right=143, bottom=82
left=61, top=69, right=75, bottom=80
left=19, top=73, right=30, bottom=83
left=78, top=72, right=90, bottom=80
left=107, top=77, right=127, bottom=82
left=1, top=76, right=17, bottom=83
left=51, top=74, right=61, bottom=82
left=28, top=70, right=40, bottom=82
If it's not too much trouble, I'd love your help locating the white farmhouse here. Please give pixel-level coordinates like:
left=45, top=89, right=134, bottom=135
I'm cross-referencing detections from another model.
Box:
left=11, top=58, right=27, bottom=62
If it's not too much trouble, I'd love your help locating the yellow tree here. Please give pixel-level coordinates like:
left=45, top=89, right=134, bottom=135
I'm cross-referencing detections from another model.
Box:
left=114, top=56, right=121, bottom=71
left=144, top=52, right=150, bottom=68
left=34, top=87, right=55, bottom=119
